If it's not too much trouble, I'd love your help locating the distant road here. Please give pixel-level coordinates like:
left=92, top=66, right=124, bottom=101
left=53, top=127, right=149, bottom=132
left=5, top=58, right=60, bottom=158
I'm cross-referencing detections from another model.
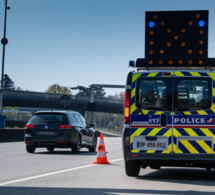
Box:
left=0, top=138, right=215, bottom=195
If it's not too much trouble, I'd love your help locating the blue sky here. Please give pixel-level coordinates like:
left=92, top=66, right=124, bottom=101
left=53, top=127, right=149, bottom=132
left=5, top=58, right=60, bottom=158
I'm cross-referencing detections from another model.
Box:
left=0, top=0, right=215, bottom=95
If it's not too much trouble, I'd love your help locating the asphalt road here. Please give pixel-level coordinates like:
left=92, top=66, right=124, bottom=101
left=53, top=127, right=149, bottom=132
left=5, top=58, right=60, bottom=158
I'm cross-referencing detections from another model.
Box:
left=1, top=137, right=215, bottom=195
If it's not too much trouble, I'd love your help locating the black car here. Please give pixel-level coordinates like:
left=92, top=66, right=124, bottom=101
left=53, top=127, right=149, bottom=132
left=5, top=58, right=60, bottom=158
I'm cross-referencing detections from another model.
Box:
left=25, top=110, right=97, bottom=153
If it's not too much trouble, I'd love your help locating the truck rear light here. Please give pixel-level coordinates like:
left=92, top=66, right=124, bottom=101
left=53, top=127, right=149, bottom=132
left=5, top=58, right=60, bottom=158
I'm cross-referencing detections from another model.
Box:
left=59, top=125, right=71, bottom=129
left=124, top=91, right=131, bottom=123
left=25, top=124, right=35, bottom=129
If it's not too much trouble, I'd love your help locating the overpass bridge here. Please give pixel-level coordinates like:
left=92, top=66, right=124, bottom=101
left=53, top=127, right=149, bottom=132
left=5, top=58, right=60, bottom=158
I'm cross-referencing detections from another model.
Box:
left=2, top=90, right=124, bottom=115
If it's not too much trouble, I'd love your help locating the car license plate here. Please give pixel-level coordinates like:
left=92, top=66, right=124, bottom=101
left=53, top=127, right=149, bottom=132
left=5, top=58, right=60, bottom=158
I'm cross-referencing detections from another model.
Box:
left=38, top=131, right=55, bottom=136
left=133, top=136, right=168, bottom=150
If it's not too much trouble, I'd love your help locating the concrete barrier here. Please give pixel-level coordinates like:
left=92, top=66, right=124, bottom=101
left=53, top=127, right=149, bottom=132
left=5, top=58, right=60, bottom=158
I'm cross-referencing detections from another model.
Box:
left=0, top=128, right=120, bottom=143
left=0, top=129, right=25, bottom=143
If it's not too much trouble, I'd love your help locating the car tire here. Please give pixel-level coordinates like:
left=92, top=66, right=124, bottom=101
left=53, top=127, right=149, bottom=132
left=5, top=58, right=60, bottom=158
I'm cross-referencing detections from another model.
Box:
left=88, top=135, right=97, bottom=152
left=72, top=136, right=81, bottom=153
left=26, top=146, right=36, bottom=154
left=125, top=160, right=140, bottom=177
left=47, top=147, right=55, bottom=152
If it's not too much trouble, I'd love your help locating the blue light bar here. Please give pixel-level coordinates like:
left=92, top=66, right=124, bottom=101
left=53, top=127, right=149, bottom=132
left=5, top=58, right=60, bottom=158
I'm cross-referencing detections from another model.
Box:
left=149, top=21, right=155, bottom=28
left=199, top=20, right=205, bottom=27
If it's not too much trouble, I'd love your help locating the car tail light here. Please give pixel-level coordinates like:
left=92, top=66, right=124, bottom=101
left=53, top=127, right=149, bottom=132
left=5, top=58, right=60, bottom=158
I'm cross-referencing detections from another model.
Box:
left=25, top=124, right=35, bottom=129
left=124, top=91, right=131, bottom=123
left=59, top=125, right=71, bottom=129
left=57, top=141, right=68, bottom=144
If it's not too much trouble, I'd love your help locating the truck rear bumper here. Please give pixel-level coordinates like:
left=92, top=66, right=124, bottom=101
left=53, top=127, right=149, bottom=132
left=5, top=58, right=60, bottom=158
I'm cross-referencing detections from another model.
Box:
left=126, top=153, right=215, bottom=168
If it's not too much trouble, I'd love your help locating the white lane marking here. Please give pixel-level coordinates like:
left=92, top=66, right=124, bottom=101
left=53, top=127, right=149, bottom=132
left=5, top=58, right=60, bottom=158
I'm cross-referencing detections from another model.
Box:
left=0, top=158, right=123, bottom=186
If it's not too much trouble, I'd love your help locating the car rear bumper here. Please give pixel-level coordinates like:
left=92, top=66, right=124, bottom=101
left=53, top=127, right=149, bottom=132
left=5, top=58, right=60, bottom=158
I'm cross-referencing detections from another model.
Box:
left=25, top=134, right=75, bottom=148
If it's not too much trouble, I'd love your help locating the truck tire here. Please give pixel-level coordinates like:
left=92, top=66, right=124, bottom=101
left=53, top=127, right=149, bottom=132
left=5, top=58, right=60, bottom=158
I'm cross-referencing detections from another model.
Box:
left=125, top=160, right=140, bottom=177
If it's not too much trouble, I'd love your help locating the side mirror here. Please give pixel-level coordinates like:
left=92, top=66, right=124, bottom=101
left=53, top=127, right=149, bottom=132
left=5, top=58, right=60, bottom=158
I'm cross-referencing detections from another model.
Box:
left=89, top=124, right=94, bottom=128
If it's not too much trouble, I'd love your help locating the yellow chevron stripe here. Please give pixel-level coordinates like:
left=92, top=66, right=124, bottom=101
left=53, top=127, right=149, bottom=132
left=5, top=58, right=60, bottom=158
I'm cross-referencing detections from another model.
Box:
left=132, top=73, right=142, bottom=83
left=174, top=71, right=184, bottom=76
left=130, top=128, right=146, bottom=144
left=173, top=143, right=183, bottom=153
left=146, top=150, right=156, bottom=153
left=200, top=128, right=215, bottom=143
left=207, top=73, right=215, bottom=81
left=147, top=128, right=162, bottom=136
left=180, top=140, right=199, bottom=153
left=131, top=149, right=140, bottom=153
left=197, top=110, right=208, bottom=115
left=213, top=88, right=215, bottom=97
left=131, top=88, right=135, bottom=99
left=130, top=103, right=136, bottom=115
left=163, top=128, right=172, bottom=137
left=211, top=103, right=215, bottom=113
left=183, top=128, right=198, bottom=136
left=184, top=111, right=191, bottom=115
left=173, top=128, right=182, bottom=138
left=190, top=72, right=201, bottom=76
left=196, top=140, right=214, bottom=153
left=155, top=111, right=164, bottom=115
left=162, top=143, right=173, bottom=153
left=147, top=72, right=158, bottom=77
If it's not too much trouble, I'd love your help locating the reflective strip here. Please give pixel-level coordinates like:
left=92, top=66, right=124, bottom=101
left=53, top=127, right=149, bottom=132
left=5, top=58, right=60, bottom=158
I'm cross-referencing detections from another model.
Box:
left=197, top=110, right=208, bottom=115
left=132, top=73, right=142, bottom=83
left=130, top=103, right=136, bottom=115
left=130, top=128, right=146, bottom=144
left=124, top=124, right=130, bottom=128
left=183, top=111, right=191, bottom=115
left=131, top=88, right=135, bottom=99
left=196, top=140, right=214, bottom=153
left=97, top=151, right=107, bottom=158
left=146, top=128, right=162, bottom=136
left=126, top=85, right=131, bottom=90
left=200, top=128, right=215, bottom=143
left=174, top=71, right=184, bottom=76
left=180, top=140, right=199, bottom=153
left=99, top=139, right=104, bottom=145
left=147, top=72, right=158, bottom=77
left=154, top=111, right=164, bottom=115
left=190, top=72, right=201, bottom=76
left=207, top=73, right=215, bottom=81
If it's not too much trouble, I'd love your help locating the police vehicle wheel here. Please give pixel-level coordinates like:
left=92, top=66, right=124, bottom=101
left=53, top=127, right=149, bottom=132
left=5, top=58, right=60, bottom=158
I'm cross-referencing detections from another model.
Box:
left=26, top=146, right=36, bottom=154
left=125, top=161, right=140, bottom=177
left=47, top=147, right=54, bottom=152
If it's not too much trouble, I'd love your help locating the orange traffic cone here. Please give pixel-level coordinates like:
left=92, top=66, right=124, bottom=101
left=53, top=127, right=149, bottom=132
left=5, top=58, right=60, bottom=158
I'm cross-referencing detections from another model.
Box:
left=93, top=133, right=110, bottom=164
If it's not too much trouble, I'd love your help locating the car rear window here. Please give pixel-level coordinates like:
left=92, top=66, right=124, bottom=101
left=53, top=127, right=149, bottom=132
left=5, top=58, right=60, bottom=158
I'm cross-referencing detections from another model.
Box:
left=30, top=113, right=68, bottom=124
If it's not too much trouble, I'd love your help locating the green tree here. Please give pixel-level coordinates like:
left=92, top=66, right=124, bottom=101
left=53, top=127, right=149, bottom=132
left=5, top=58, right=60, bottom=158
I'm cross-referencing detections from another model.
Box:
left=71, top=85, right=105, bottom=97
left=45, top=84, right=72, bottom=94
left=2, top=74, right=15, bottom=90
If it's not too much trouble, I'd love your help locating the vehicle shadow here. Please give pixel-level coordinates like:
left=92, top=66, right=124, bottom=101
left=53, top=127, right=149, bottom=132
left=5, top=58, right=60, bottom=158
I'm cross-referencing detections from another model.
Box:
left=34, top=150, right=97, bottom=156
left=137, top=168, right=215, bottom=186
left=0, top=186, right=214, bottom=195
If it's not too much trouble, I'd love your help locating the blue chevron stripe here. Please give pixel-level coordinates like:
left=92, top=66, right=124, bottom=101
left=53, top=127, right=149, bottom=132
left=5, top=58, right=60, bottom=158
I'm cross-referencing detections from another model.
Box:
left=178, top=142, right=190, bottom=153
left=181, top=72, right=192, bottom=76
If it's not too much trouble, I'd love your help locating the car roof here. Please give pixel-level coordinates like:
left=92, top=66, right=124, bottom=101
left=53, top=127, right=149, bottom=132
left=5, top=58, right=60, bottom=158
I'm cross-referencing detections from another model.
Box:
left=34, top=110, right=79, bottom=115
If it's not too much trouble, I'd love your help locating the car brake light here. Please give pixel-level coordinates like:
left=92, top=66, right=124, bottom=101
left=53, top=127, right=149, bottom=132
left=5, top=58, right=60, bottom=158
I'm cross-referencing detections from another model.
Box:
left=25, top=124, right=35, bottom=129
left=59, top=125, right=71, bottom=129
left=124, top=91, right=131, bottom=123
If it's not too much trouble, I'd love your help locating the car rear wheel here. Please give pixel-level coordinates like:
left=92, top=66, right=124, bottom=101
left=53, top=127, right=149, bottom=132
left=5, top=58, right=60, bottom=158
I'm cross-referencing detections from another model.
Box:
left=125, top=160, right=140, bottom=177
left=72, top=136, right=81, bottom=153
left=88, top=135, right=97, bottom=152
left=26, top=146, right=36, bottom=154
left=47, top=147, right=55, bottom=152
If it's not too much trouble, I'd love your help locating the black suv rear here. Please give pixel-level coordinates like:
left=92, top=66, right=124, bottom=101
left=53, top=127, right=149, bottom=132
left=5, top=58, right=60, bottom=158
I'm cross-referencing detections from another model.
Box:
left=25, top=111, right=97, bottom=153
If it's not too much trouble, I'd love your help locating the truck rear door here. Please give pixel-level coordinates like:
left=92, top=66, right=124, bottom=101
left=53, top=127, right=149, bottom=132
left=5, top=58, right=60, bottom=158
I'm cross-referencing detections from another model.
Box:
left=130, top=70, right=215, bottom=155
